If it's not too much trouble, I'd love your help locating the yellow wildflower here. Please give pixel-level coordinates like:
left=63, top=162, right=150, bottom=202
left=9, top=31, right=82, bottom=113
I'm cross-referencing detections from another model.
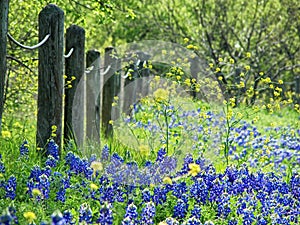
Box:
left=32, top=188, right=42, bottom=196
left=23, top=212, right=36, bottom=224
left=153, top=88, right=169, bottom=103
left=163, top=177, right=173, bottom=185
left=1, top=130, right=11, bottom=138
left=90, top=183, right=99, bottom=190
left=188, top=163, right=201, bottom=176
left=244, top=65, right=250, bottom=71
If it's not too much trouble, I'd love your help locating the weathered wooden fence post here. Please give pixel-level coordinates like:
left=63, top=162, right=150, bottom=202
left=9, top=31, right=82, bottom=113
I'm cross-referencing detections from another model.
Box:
left=123, top=55, right=139, bottom=115
left=64, top=25, right=85, bottom=147
left=141, top=52, right=151, bottom=97
left=102, top=47, right=118, bottom=138
left=0, top=0, right=9, bottom=133
left=37, top=4, right=64, bottom=152
left=86, top=50, right=101, bottom=143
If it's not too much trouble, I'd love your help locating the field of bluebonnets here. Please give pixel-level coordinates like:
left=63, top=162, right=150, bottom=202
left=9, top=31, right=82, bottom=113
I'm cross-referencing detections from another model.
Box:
left=1, top=52, right=300, bottom=225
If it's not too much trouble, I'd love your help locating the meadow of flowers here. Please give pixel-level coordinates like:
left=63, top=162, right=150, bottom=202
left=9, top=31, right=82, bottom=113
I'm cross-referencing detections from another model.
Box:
left=1, top=99, right=300, bottom=224
left=1, top=53, right=300, bottom=224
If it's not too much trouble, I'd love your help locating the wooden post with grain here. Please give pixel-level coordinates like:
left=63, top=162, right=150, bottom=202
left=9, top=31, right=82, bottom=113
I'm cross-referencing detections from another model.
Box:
left=0, top=0, right=9, bottom=133
left=64, top=25, right=85, bottom=147
left=37, top=4, right=64, bottom=152
left=86, top=50, right=101, bottom=143
left=102, top=47, right=118, bottom=138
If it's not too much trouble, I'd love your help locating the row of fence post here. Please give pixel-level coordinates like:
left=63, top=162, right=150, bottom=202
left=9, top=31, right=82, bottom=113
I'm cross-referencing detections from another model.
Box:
left=36, top=4, right=122, bottom=151
left=0, top=0, right=9, bottom=133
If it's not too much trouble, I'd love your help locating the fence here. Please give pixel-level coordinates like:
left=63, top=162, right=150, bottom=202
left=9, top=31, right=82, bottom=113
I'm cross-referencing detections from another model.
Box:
left=1, top=3, right=300, bottom=153
left=0, top=3, right=153, bottom=153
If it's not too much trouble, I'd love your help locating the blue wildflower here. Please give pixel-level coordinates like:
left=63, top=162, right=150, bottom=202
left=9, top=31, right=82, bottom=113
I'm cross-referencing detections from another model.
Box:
left=141, top=202, right=156, bottom=224
left=97, top=202, right=113, bottom=225
left=51, top=210, right=66, bottom=225
left=156, top=148, right=166, bottom=162
left=165, top=217, right=180, bottom=225
left=184, top=216, right=202, bottom=225
left=101, top=145, right=110, bottom=161
left=56, top=188, right=66, bottom=203
left=5, top=175, right=17, bottom=200
left=45, top=155, right=58, bottom=168
left=191, top=205, right=201, bottom=219
left=63, top=210, right=75, bottom=225
left=79, top=203, right=93, bottom=224
left=173, top=198, right=188, bottom=219
left=142, top=188, right=152, bottom=202
left=20, top=140, right=29, bottom=156
left=123, top=203, right=139, bottom=224
left=47, top=139, right=59, bottom=160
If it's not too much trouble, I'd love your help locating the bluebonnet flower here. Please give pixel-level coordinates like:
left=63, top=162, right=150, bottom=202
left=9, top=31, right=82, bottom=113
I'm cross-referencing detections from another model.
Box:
left=5, top=175, right=17, bottom=200
left=56, top=187, right=66, bottom=202
left=38, top=174, right=50, bottom=199
left=65, top=152, right=92, bottom=179
left=204, top=221, right=214, bottom=225
left=0, top=206, right=18, bottom=224
left=29, top=165, right=42, bottom=182
left=100, top=184, right=116, bottom=203
left=0, top=213, right=13, bottom=225
left=51, top=210, right=66, bottom=225
left=228, top=219, right=238, bottom=225
left=8, top=206, right=18, bottom=224
left=159, top=156, right=177, bottom=175
left=209, top=179, right=224, bottom=202
left=173, top=198, right=188, bottom=219
left=165, top=217, right=179, bottom=225
left=79, top=203, right=93, bottom=224
left=173, top=182, right=187, bottom=199
left=191, top=204, right=201, bottom=219
left=141, top=202, right=155, bottom=224
left=142, top=188, right=151, bottom=202
left=97, top=202, right=113, bottom=225
left=156, top=148, right=166, bottom=162
left=152, top=186, right=167, bottom=205
left=122, top=217, right=134, bottom=225
left=45, top=155, right=58, bottom=168
left=63, top=210, right=75, bottom=225
left=123, top=203, right=139, bottom=224
left=217, top=193, right=231, bottom=219
left=189, top=178, right=208, bottom=204
left=20, top=140, right=29, bottom=156
left=47, top=139, right=59, bottom=160
left=101, top=145, right=110, bottom=161
left=241, top=208, right=255, bottom=225
left=256, top=215, right=267, bottom=225
left=290, top=174, right=300, bottom=200
left=184, top=216, right=202, bottom=225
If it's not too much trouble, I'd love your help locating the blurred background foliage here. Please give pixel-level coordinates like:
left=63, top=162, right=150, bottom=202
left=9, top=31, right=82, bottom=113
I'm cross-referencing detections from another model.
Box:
left=4, top=0, right=300, bottom=132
